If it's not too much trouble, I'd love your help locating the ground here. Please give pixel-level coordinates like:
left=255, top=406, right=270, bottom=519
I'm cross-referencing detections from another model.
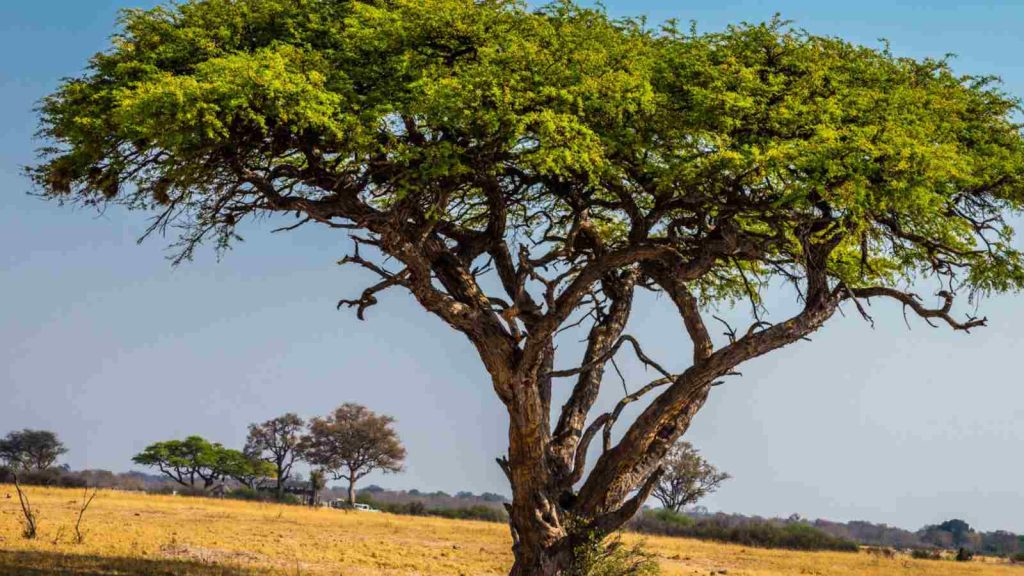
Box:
left=0, top=485, right=1019, bottom=575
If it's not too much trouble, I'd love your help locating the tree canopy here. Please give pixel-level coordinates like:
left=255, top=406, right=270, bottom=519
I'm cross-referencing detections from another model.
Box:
left=301, top=403, right=405, bottom=504
left=652, top=441, right=729, bottom=513
left=244, top=413, right=305, bottom=496
left=30, top=1, right=1024, bottom=573
left=0, top=429, right=68, bottom=471
left=132, top=435, right=271, bottom=489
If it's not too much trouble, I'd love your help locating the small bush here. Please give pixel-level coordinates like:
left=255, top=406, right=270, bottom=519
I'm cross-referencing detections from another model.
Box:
left=955, top=547, right=974, bottom=562
left=226, top=488, right=303, bottom=505
left=569, top=534, right=660, bottom=576
left=1010, top=552, right=1024, bottom=564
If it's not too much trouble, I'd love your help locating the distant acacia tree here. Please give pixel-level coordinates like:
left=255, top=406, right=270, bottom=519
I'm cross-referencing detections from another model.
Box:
left=217, top=448, right=276, bottom=490
left=301, top=404, right=406, bottom=505
left=30, top=0, right=1024, bottom=572
left=0, top=430, right=68, bottom=471
left=244, top=413, right=305, bottom=498
left=132, top=435, right=266, bottom=490
left=652, top=441, right=729, bottom=512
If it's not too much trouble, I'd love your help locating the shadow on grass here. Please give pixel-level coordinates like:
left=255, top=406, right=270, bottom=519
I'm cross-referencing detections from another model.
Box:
left=0, top=550, right=266, bottom=576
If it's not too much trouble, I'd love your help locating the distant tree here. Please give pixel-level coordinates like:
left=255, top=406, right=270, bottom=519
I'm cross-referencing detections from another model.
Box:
left=244, top=413, right=305, bottom=498
left=301, top=404, right=406, bottom=505
left=0, top=430, right=68, bottom=471
left=652, top=441, right=730, bottom=513
left=939, top=520, right=974, bottom=548
left=216, top=447, right=276, bottom=490
left=132, top=436, right=236, bottom=489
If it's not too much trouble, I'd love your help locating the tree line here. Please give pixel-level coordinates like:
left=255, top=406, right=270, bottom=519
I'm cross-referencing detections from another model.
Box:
left=132, top=403, right=405, bottom=505
left=0, top=420, right=727, bottom=516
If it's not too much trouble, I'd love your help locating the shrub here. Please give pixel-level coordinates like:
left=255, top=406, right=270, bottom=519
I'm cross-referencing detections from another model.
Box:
left=629, top=509, right=858, bottom=552
left=1010, top=552, right=1024, bottom=564
left=569, top=534, right=660, bottom=576
left=955, top=547, right=974, bottom=562
left=226, top=487, right=302, bottom=505
left=359, top=497, right=507, bottom=523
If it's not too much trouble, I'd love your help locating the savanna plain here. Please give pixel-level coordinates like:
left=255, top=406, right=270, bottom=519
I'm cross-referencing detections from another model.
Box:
left=0, top=485, right=1019, bottom=576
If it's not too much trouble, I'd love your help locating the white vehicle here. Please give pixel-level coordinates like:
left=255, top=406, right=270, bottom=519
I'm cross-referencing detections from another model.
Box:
left=327, top=499, right=380, bottom=512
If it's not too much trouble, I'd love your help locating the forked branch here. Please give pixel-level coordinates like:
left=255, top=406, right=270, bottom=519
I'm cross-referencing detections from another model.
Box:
left=848, top=287, right=986, bottom=332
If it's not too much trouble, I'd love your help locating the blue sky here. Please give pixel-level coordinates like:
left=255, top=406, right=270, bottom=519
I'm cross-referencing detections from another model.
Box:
left=2, top=1, right=1023, bottom=533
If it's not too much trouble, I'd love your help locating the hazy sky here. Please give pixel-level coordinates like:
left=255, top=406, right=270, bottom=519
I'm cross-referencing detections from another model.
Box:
left=3, top=1, right=1023, bottom=534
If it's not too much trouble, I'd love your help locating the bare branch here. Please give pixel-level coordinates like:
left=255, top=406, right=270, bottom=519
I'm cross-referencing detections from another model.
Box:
left=848, top=287, right=986, bottom=332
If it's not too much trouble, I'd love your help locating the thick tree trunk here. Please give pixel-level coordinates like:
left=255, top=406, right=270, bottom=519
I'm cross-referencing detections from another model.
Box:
left=505, top=375, right=581, bottom=576
left=509, top=537, right=573, bottom=576
left=348, top=479, right=357, bottom=506
left=506, top=484, right=576, bottom=576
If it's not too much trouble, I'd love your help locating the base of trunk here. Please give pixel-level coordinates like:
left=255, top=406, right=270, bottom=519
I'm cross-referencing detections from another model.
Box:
left=510, top=544, right=573, bottom=576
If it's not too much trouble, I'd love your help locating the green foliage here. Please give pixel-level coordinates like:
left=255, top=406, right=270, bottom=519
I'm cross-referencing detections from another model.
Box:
left=359, top=496, right=508, bottom=523
left=29, top=0, right=1024, bottom=300
left=568, top=533, right=660, bottom=576
left=132, top=435, right=271, bottom=489
left=631, top=509, right=859, bottom=552
left=226, top=487, right=303, bottom=505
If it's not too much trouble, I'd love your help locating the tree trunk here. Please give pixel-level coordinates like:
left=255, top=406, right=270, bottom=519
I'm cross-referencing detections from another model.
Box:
left=505, top=376, right=579, bottom=576
left=508, top=510, right=576, bottom=576
left=509, top=541, right=573, bottom=576
left=348, top=478, right=357, bottom=506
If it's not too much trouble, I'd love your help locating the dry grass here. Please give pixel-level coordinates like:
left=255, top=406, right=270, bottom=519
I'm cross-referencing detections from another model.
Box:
left=0, top=485, right=1020, bottom=575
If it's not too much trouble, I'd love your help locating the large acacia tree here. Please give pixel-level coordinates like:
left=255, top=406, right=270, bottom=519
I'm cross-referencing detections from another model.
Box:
left=30, top=1, right=1024, bottom=573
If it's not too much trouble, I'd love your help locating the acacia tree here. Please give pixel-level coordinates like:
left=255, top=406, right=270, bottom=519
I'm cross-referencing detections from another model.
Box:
left=244, top=413, right=305, bottom=498
left=651, top=441, right=729, bottom=513
left=131, top=435, right=261, bottom=490
left=29, top=1, right=1024, bottom=573
left=218, top=447, right=277, bottom=490
left=300, top=404, right=405, bottom=505
left=0, top=430, right=68, bottom=471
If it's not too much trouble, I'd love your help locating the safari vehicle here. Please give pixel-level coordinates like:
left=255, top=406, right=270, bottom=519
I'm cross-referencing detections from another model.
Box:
left=327, top=499, right=380, bottom=512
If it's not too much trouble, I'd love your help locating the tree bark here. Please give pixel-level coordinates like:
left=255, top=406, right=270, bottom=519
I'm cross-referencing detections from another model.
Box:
left=348, top=478, right=357, bottom=506
left=504, top=370, right=576, bottom=576
left=276, top=463, right=285, bottom=501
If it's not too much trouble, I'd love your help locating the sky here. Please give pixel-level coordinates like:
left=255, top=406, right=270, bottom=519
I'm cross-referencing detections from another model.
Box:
left=2, top=0, right=1024, bottom=534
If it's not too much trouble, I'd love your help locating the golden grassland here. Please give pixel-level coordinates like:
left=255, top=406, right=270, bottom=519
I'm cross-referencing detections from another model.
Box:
left=0, top=485, right=1020, bottom=576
